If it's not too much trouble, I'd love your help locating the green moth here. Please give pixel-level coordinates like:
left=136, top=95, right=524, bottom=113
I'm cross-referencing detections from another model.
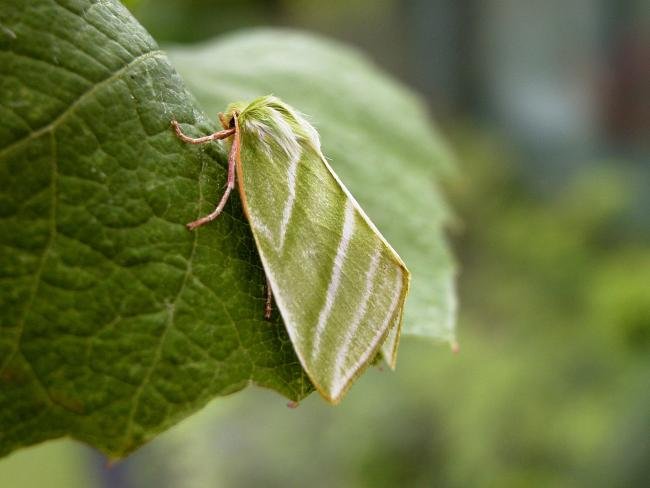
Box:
left=172, top=96, right=409, bottom=403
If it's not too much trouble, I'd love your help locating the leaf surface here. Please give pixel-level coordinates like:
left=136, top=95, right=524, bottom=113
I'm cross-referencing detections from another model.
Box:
left=0, top=0, right=310, bottom=458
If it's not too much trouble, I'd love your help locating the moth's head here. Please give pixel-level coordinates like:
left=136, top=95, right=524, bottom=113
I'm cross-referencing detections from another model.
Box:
left=218, top=110, right=238, bottom=131
left=220, top=101, right=248, bottom=130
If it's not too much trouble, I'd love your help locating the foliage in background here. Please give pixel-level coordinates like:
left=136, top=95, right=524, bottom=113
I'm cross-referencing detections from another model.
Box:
left=0, top=0, right=454, bottom=458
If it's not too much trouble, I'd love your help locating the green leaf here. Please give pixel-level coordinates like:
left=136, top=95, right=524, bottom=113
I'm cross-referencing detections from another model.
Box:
left=0, top=0, right=310, bottom=458
left=168, top=30, right=457, bottom=345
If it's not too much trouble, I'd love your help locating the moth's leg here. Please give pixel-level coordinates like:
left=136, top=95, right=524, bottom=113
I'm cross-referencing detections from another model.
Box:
left=264, top=277, right=274, bottom=321
left=186, top=116, right=241, bottom=230
left=171, top=120, right=235, bottom=144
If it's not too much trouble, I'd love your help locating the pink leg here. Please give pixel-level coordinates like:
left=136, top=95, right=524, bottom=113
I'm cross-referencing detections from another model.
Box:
left=171, top=118, right=241, bottom=230
left=186, top=172, right=235, bottom=230
left=171, top=120, right=235, bottom=144
left=264, top=278, right=274, bottom=320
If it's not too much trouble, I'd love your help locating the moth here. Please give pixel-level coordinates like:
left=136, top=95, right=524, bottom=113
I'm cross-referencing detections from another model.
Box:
left=172, top=96, right=409, bottom=403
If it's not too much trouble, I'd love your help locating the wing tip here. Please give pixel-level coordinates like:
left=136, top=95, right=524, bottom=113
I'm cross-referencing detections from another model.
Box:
left=382, top=262, right=411, bottom=367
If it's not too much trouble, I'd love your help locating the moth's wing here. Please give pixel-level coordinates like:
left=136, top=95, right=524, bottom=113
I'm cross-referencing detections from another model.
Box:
left=236, top=112, right=409, bottom=403
left=380, top=315, right=402, bottom=369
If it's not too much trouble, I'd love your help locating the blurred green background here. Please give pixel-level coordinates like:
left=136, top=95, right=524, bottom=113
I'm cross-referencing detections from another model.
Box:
left=1, top=0, right=648, bottom=486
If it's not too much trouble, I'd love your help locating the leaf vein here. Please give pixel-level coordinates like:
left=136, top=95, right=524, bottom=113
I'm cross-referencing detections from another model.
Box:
left=0, top=49, right=164, bottom=160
